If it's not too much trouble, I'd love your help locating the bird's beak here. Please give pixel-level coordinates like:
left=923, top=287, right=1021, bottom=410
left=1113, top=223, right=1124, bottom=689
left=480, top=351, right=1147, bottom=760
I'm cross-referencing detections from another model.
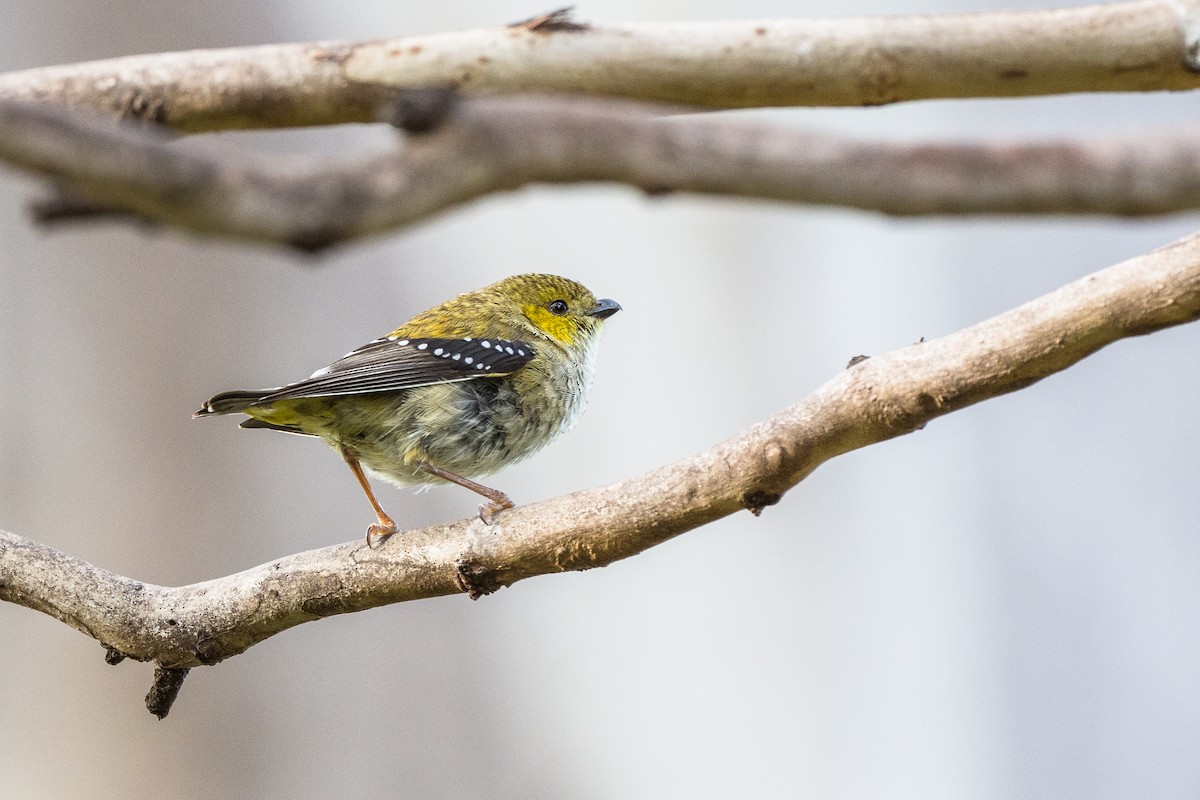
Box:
left=587, top=298, right=622, bottom=320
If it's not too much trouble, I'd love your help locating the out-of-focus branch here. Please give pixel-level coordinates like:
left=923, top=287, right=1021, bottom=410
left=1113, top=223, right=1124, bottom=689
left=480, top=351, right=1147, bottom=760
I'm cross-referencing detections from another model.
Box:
left=0, top=1, right=1196, bottom=130
left=3, top=226, right=1199, bottom=716
left=8, top=93, right=1200, bottom=251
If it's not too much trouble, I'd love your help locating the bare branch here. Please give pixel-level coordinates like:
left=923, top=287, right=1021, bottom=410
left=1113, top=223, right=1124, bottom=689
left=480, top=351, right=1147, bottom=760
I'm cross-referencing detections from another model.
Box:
left=0, top=1, right=1196, bottom=130
left=3, top=227, right=1198, bottom=693
left=5, top=93, right=1200, bottom=250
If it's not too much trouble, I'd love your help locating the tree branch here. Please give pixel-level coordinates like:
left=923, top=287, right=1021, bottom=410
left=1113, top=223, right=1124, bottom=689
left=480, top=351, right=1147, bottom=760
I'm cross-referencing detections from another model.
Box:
left=0, top=1, right=1195, bottom=130
left=6, top=92, right=1200, bottom=251
left=3, top=225, right=1199, bottom=715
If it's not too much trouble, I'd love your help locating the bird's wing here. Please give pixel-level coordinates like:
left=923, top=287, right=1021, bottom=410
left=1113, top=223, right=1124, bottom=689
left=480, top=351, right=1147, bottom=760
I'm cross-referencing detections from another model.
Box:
left=256, top=336, right=536, bottom=402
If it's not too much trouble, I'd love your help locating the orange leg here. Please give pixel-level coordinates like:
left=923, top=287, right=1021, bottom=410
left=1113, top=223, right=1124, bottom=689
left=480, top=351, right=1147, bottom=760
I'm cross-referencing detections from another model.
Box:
left=341, top=449, right=398, bottom=546
left=417, top=461, right=514, bottom=524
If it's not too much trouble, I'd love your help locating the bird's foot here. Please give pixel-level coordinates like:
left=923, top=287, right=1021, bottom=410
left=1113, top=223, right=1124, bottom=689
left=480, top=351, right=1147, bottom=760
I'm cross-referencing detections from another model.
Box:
left=365, top=520, right=398, bottom=549
left=477, top=497, right=514, bottom=525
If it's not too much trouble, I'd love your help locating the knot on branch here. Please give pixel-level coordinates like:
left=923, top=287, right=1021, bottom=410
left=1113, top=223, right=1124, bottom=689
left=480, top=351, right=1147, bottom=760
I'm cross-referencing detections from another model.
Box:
left=455, top=554, right=502, bottom=600
left=145, top=666, right=190, bottom=720
left=1183, top=11, right=1200, bottom=73
left=510, top=7, right=590, bottom=33
left=30, top=192, right=149, bottom=228
left=118, top=89, right=169, bottom=125
left=846, top=354, right=871, bottom=369
left=742, top=490, right=782, bottom=516
left=285, top=226, right=345, bottom=255
left=384, top=88, right=461, bottom=135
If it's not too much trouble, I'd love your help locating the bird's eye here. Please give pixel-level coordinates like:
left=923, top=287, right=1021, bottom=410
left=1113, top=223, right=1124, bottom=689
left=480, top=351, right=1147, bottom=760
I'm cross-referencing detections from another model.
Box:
left=547, top=299, right=570, bottom=316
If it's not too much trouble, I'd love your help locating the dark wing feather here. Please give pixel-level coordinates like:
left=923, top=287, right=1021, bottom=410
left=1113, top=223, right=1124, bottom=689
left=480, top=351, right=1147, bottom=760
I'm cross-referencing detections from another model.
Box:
left=257, top=336, right=535, bottom=402
left=239, top=418, right=315, bottom=435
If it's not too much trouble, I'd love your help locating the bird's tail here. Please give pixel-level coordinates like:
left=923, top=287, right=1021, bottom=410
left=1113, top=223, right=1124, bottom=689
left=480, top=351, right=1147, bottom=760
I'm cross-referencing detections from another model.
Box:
left=193, top=389, right=274, bottom=418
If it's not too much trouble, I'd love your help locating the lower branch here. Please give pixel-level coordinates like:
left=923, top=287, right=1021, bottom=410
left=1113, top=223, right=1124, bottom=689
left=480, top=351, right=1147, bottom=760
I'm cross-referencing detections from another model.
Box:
left=3, top=226, right=1198, bottom=709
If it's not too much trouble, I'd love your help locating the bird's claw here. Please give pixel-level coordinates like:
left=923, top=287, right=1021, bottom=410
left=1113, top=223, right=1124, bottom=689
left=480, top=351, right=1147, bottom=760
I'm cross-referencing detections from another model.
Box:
left=477, top=499, right=513, bottom=525
left=366, top=521, right=398, bottom=549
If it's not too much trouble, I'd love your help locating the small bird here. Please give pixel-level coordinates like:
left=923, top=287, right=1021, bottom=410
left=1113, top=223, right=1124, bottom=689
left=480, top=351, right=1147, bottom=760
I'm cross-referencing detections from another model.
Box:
left=195, top=274, right=620, bottom=543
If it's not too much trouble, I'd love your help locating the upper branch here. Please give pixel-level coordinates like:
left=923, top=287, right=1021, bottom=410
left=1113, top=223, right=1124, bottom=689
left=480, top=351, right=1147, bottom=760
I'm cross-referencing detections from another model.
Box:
left=0, top=0, right=1196, bottom=130
left=3, top=226, right=1199, bottom=670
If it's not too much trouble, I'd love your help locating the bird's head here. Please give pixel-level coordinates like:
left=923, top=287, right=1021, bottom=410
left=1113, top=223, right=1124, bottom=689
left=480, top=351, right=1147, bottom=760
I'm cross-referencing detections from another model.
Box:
left=396, top=273, right=620, bottom=350
left=500, top=273, right=621, bottom=348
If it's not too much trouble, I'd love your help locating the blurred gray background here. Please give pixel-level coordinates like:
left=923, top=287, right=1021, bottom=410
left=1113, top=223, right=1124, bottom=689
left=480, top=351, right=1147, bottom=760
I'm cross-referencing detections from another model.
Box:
left=2, top=0, right=1199, bottom=798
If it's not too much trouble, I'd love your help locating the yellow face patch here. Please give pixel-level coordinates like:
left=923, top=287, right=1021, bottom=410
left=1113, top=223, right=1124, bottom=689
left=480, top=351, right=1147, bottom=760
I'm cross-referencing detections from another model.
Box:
left=523, top=303, right=577, bottom=346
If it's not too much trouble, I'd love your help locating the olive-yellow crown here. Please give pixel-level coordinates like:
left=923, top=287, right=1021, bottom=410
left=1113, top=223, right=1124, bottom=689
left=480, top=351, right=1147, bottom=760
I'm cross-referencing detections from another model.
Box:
left=393, top=273, right=620, bottom=348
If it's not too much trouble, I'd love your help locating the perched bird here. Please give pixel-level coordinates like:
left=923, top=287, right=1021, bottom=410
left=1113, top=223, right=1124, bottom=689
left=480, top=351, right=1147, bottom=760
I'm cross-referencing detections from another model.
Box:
left=195, top=274, right=620, bottom=543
